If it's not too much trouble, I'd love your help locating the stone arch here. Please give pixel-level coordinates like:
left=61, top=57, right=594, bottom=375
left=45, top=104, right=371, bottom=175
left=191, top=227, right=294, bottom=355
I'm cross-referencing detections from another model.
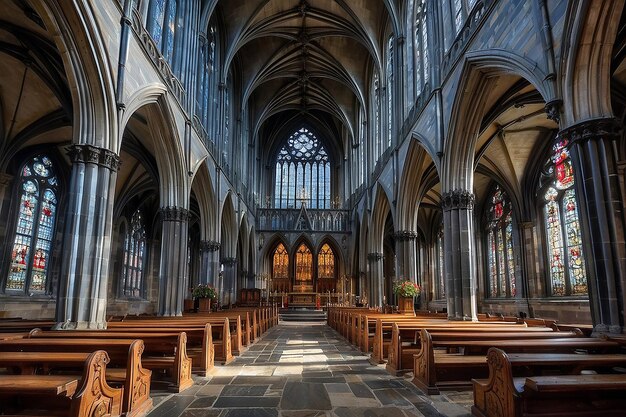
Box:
left=561, top=1, right=624, bottom=126
left=443, top=50, right=556, bottom=191
left=32, top=1, right=117, bottom=151
left=190, top=161, right=217, bottom=241
left=219, top=192, right=238, bottom=258
left=369, top=183, right=394, bottom=254
left=396, top=138, right=440, bottom=232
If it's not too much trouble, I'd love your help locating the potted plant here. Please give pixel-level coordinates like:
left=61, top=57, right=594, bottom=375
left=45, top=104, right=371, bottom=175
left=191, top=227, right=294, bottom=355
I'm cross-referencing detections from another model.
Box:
left=192, top=284, right=217, bottom=312
left=393, top=280, right=420, bottom=316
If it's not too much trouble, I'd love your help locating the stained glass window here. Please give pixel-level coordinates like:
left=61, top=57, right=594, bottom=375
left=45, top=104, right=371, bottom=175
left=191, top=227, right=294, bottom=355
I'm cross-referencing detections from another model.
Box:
left=436, top=229, right=445, bottom=299
left=373, top=73, right=381, bottom=160
left=274, top=128, right=330, bottom=209
left=386, top=36, right=394, bottom=149
left=148, top=0, right=177, bottom=64
left=120, top=210, right=147, bottom=298
left=6, top=156, right=58, bottom=293
left=318, top=243, right=335, bottom=279
left=484, top=185, right=517, bottom=298
left=414, top=0, right=430, bottom=92
left=541, top=139, right=587, bottom=296
left=272, top=243, right=289, bottom=279
left=295, top=244, right=313, bottom=283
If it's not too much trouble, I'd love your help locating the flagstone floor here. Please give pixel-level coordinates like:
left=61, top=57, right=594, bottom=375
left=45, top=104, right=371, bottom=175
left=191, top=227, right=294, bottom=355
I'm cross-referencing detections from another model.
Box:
left=146, top=322, right=473, bottom=417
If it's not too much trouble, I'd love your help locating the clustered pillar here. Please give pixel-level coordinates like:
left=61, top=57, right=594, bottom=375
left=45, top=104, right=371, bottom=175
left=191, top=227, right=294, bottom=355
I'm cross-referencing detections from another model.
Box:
left=199, top=240, right=220, bottom=288
left=441, top=190, right=477, bottom=321
left=367, top=252, right=384, bottom=307
left=158, top=206, right=190, bottom=317
left=563, top=118, right=625, bottom=334
left=55, top=145, right=119, bottom=329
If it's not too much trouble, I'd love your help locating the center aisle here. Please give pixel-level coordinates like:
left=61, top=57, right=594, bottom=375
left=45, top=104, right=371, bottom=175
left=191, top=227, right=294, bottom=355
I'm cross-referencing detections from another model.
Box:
left=146, top=322, right=471, bottom=417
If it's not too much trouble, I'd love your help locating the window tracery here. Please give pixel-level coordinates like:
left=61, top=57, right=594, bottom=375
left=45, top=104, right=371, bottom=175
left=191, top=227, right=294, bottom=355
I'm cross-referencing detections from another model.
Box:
left=485, top=185, right=517, bottom=298
left=274, top=128, right=330, bottom=209
left=295, top=244, right=313, bottom=284
left=120, top=210, right=147, bottom=298
left=541, top=139, right=587, bottom=296
left=272, top=243, right=289, bottom=279
left=414, top=0, right=430, bottom=92
left=6, top=156, right=58, bottom=294
left=148, top=0, right=177, bottom=64
left=318, top=243, right=335, bottom=279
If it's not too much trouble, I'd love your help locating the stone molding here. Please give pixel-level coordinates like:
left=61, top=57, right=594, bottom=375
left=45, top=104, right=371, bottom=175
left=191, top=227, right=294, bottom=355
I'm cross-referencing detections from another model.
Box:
left=558, top=118, right=621, bottom=145
left=544, top=99, right=562, bottom=124
left=222, top=257, right=237, bottom=267
left=441, top=190, right=475, bottom=211
left=200, top=240, right=221, bottom=252
left=67, top=144, right=120, bottom=171
left=0, top=173, right=13, bottom=188
left=367, top=252, right=384, bottom=262
left=159, top=206, right=191, bottom=222
left=393, top=231, right=418, bottom=242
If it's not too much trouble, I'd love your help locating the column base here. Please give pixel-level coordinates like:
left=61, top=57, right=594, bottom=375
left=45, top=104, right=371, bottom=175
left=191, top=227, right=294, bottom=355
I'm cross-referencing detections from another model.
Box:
left=52, top=320, right=107, bottom=330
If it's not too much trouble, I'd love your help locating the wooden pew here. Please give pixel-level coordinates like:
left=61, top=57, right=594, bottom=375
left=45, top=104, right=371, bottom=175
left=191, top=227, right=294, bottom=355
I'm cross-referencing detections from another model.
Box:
left=386, top=324, right=584, bottom=375
left=472, top=348, right=626, bottom=417
left=370, top=319, right=551, bottom=364
left=0, top=339, right=151, bottom=417
left=0, top=350, right=123, bottom=417
left=0, top=334, right=191, bottom=393
left=108, top=317, right=235, bottom=364
left=30, top=324, right=214, bottom=377
left=412, top=329, right=621, bottom=394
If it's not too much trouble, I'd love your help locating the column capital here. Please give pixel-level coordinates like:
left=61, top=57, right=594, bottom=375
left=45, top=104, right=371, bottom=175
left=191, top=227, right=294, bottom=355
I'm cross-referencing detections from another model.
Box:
left=66, top=144, right=120, bottom=171
left=222, top=257, right=237, bottom=267
left=393, top=230, right=418, bottom=241
left=159, top=206, right=191, bottom=222
left=558, top=118, right=621, bottom=145
left=200, top=240, right=221, bottom=252
left=441, top=190, right=475, bottom=211
left=544, top=99, right=562, bottom=124
left=367, top=252, right=384, bottom=262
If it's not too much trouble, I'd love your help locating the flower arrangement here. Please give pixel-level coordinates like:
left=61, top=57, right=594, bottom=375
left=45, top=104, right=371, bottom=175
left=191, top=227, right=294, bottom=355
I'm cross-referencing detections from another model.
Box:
left=393, top=280, right=421, bottom=298
left=192, top=284, right=217, bottom=299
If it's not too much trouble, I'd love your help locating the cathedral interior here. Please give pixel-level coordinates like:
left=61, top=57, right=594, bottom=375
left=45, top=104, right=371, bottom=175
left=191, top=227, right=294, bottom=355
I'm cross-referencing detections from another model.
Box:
left=2, top=0, right=624, bottom=331
left=1, top=0, right=626, bottom=415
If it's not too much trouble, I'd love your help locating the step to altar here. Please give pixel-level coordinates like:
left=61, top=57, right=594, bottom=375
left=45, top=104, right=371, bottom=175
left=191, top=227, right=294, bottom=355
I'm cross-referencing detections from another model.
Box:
left=279, top=307, right=327, bottom=322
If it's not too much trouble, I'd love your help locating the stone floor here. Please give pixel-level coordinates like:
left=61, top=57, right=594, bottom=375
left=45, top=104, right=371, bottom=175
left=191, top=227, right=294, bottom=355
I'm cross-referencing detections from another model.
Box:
left=146, top=322, right=473, bottom=417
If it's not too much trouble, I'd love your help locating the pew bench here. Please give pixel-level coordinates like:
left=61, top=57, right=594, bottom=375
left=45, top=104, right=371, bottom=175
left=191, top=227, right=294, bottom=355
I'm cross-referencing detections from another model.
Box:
left=386, top=324, right=583, bottom=375
left=472, top=348, right=626, bottom=417
left=30, top=324, right=215, bottom=377
left=0, top=339, right=152, bottom=417
left=0, top=350, right=123, bottom=417
left=412, top=329, right=622, bottom=394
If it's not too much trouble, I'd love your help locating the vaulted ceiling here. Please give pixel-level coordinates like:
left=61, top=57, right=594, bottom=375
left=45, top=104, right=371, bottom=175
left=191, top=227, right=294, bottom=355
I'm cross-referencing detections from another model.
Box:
left=211, top=0, right=394, bottom=159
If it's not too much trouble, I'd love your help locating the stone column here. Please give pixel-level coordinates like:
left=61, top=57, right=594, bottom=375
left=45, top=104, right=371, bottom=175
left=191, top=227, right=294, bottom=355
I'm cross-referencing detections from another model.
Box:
left=158, top=207, right=190, bottom=317
left=441, top=190, right=477, bottom=321
left=222, top=257, right=237, bottom=306
left=55, top=145, right=119, bottom=329
left=519, top=221, right=539, bottom=315
left=562, top=119, right=625, bottom=334
left=199, top=240, right=220, bottom=287
left=394, top=231, right=418, bottom=282
left=367, top=252, right=384, bottom=307
left=0, top=174, right=14, bottom=236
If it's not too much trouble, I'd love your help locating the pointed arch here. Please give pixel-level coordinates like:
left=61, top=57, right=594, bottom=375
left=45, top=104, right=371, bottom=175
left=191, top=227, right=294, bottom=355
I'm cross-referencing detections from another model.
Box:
left=370, top=183, right=394, bottom=254
left=443, top=50, right=555, bottom=191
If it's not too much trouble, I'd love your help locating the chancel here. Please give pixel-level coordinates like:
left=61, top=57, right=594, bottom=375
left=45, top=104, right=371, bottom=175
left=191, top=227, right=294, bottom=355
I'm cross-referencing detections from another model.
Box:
left=1, top=0, right=626, bottom=416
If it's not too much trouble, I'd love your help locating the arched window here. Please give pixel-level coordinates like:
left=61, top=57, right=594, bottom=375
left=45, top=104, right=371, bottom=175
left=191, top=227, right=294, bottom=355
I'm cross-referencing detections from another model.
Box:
left=386, top=36, right=394, bottom=149
left=318, top=243, right=335, bottom=279
left=294, top=243, right=313, bottom=284
left=197, top=24, right=217, bottom=138
left=414, top=0, right=429, bottom=92
left=120, top=210, right=147, bottom=298
left=6, top=156, right=58, bottom=293
left=485, top=185, right=517, bottom=298
left=272, top=243, right=289, bottom=279
left=541, top=139, right=587, bottom=296
left=274, top=128, right=330, bottom=209
left=450, top=0, right=478, bottom=34
left=373, top=72, right=381, bottom=161
left=147, top=0, right=177, bottom=63
left=435, top=228, right=445, bottom=299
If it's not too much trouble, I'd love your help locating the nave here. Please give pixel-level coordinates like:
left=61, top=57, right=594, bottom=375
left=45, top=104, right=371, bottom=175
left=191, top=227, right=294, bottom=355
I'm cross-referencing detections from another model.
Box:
left=145, top=322, right=469, bottom=417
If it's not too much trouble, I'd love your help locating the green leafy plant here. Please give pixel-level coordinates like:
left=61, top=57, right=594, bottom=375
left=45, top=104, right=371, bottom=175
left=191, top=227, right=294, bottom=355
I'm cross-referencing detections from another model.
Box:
left=393, top=280, right=421, bottom=298
left=192, top=284, right=217, bottom=299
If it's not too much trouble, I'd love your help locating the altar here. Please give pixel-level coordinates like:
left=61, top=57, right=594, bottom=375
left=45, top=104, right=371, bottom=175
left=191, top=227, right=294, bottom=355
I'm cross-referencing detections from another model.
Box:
left=268, top=291, right=342, bottom=307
